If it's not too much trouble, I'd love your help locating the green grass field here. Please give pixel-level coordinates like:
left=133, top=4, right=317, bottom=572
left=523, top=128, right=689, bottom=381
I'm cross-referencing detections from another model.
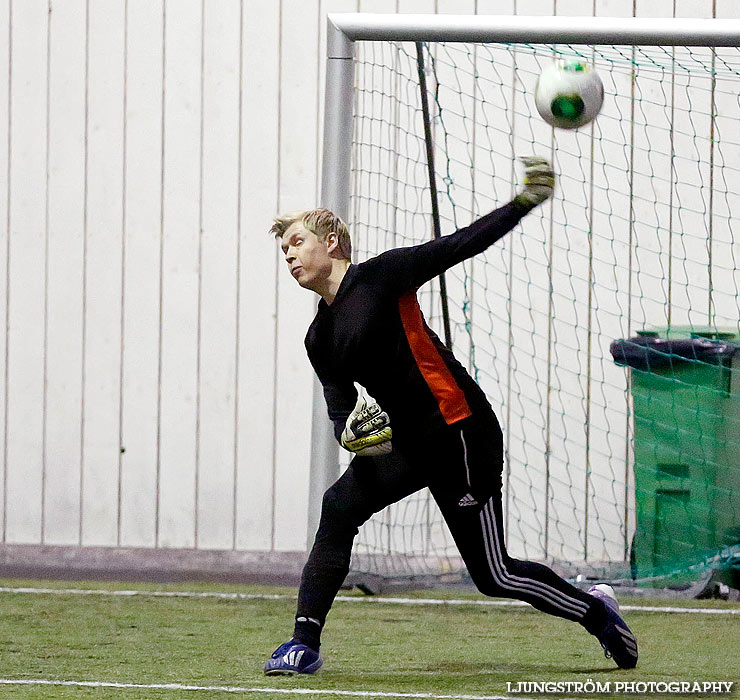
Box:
left=0, top=578, right=737, bottom=699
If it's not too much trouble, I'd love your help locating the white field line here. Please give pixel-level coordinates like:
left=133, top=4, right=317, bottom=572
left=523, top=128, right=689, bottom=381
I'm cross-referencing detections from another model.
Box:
left=0, top=586, right=738, bottom=615
left=0, top=678, right=597, bottom=700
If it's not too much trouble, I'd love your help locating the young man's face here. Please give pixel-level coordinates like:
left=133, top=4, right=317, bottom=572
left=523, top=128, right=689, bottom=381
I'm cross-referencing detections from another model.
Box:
left=280, top=222, right=334, bottom=293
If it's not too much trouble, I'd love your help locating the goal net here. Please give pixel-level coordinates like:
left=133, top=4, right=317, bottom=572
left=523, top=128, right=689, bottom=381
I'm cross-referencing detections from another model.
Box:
left=330, top=17, right=740, bottom=587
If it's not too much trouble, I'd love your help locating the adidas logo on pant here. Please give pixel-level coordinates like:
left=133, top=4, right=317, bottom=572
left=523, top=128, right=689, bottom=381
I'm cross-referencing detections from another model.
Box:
left=458, top=493, right=478, bottom=506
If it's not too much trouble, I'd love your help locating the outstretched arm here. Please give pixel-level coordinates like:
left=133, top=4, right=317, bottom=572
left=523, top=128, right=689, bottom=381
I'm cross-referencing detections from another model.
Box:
left=365, top=157, right=555, bottom=293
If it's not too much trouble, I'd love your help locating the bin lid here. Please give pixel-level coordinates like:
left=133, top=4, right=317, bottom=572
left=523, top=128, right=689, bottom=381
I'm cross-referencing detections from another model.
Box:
left=611, top=328, right=740, bottom=371
left=636, top=325, right=738, bottom=341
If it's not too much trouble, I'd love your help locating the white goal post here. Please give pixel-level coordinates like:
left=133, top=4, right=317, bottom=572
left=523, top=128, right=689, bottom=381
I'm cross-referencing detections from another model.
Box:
left=313, top=13, right=740, bottom=585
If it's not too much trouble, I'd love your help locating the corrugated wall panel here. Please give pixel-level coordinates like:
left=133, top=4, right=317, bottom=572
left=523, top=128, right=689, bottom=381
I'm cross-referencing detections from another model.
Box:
left=0, top=0, right=8, bottom=544
left=119, top=0, right=164, bottom=549
left=236, top=0, right=282, bottom=552
left=82, top=0, right=126, bottom=547
left=44, top=0, right=86, bottom=546
left=196, top=0, right=241, bottom=550
left=157, top=0, right=202, bottom=549
left=5, top=0, right=47, bottom=544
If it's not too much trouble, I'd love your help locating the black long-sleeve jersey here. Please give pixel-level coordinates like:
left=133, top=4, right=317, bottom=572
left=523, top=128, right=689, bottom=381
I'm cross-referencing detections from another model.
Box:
left=305, top=200, right=529, bottom=446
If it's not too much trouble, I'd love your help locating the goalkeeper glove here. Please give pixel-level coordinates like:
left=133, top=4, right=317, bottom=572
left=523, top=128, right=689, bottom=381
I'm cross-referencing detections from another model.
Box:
left=513, top=156, right=555, bottom=211
left=341, top=395, right=392, bottom=457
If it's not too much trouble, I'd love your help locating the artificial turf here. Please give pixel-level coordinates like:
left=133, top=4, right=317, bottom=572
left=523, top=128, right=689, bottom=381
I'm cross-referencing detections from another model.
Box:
left=0, top=578, right=736, bottom=699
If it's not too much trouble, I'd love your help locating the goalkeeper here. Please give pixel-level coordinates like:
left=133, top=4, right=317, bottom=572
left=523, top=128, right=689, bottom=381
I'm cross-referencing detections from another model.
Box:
left=264, top=158, right=638, bottom=675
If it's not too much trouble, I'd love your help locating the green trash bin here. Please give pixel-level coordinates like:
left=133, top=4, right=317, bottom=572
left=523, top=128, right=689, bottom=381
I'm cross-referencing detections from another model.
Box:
left=611, top=327, right=740, bottom=582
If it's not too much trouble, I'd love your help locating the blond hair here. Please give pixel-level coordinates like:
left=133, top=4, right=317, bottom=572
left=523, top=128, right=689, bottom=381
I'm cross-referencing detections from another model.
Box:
left=270, top=208, right=352, bottom=261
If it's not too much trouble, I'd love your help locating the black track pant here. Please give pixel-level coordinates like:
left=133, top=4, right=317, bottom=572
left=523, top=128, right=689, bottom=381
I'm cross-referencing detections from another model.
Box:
left=294, top=412, right=606, bottom=649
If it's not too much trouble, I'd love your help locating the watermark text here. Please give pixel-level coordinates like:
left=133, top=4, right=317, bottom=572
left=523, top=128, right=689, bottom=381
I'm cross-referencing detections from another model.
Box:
left=506, top=680, right=735, bottom=695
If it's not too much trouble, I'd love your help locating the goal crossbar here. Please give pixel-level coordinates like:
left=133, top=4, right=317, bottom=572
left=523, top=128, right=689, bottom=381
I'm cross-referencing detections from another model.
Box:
left=329, top=13, right=740, bottom=47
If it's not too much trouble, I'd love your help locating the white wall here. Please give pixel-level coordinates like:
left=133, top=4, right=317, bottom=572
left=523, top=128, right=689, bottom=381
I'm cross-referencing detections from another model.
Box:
left=0, top=0, right=733, bottom=561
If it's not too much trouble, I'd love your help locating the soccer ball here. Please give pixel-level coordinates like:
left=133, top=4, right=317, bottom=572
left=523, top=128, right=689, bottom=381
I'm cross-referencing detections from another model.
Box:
left=534, top=60, right=604, bottom=130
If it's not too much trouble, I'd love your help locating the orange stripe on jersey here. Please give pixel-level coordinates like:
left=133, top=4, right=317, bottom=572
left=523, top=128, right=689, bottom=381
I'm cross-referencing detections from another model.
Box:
left=398, top=291, right=472, bottom=425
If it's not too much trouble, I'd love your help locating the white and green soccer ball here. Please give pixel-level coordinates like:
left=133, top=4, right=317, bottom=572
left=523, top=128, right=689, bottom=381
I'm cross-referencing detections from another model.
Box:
left=534, top=59, right=604, bottom=130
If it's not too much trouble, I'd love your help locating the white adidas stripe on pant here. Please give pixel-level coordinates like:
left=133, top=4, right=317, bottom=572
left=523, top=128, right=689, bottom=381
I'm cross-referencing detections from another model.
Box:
left=479, top=497, right=589, bottom=620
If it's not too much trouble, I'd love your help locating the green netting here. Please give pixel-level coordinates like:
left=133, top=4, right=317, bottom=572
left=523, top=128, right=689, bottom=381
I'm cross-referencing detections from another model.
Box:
left=347, top=39, right=740, bottom=587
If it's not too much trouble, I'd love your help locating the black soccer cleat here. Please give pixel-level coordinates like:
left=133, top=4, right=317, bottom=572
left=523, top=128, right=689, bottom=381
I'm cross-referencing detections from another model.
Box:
left=263, top=638, right=323, bottom=676
left=588, top=584, right=638, bottom=669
